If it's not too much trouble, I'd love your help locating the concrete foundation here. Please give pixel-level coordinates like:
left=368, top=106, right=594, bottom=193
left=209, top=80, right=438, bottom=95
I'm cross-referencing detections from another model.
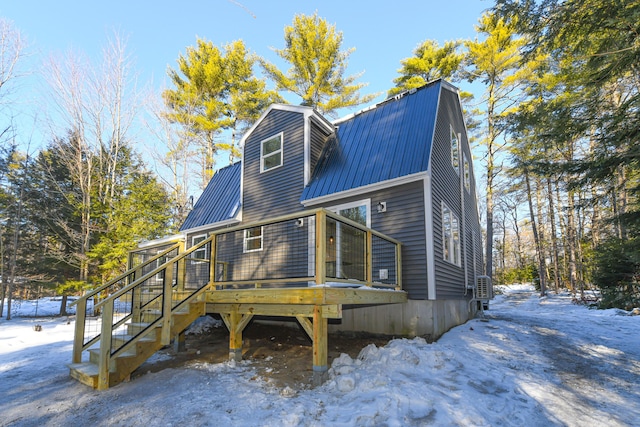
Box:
left=328, top=299, right=477, bottom=340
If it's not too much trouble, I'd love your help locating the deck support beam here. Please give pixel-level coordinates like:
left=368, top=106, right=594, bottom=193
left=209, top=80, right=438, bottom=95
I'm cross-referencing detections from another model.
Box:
left=220, top=305, right=253, bottom=362
left=296, top=306, right=329, bottom=385
left=312, top=305, right=328, bottom=385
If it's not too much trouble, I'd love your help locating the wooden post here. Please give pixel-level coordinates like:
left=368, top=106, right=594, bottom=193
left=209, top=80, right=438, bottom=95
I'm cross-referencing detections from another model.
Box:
left=396, top=241, right=403, bottom=291
left=97, top=300, right=114, bottom=391
left=209, top=233, right=217, bottom=287
left=366, top=230, right=373, bottom=287
left=225, top=305, right=252, bottom=362
left=173, top=330, right=186, bottom=352
left=72, top=297, right=87, bottom=363
left=176, top=244, right=186, bottom=295
left=315, top=210, right=326, bottom=286
left=161, top=262, right=174, bottom=345
left=228, top=308, right=242, bottom=361
left=312, top=304, right=328, bottom=386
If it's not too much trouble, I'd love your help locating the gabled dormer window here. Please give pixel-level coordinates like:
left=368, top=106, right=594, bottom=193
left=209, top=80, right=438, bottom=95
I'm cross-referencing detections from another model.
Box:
left=450, top=126, right=459, bottom=173
left=261, top=132, right=283, bottom=172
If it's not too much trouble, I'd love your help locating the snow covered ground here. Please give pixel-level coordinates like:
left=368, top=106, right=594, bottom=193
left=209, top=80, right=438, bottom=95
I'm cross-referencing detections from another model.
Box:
left=1, top=285, right=639, bottom=426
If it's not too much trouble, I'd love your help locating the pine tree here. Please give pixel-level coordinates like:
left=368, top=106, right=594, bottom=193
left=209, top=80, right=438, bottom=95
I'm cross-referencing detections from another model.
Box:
left=260, top=12, right=376, bottom=117
left=164, top=39, right=279, bottom=187
left=389, top=40, right=464, bottom=97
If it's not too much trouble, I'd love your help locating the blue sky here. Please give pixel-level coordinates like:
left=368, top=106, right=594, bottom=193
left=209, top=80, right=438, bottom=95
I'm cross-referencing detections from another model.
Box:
left=1, top=0, right=492, bottom=192
left=2, top=0, right=491, bottom=107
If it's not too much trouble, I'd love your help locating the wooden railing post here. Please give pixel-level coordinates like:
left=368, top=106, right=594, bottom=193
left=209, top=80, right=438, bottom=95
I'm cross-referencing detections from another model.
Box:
left=396, top=241, right=403, bottom=291
left=72, top=297, right=87, bottom=363
left=209, top=233, right=217, bottom=288
left=176, top=243, right=186, bottom=295
left=366, top=230, right=373, bottom=287
left=315, top=210, right=326, bottom=286
left=161, top=262, right=174, bottom=345
left=97, top=300, right=114, bottom=390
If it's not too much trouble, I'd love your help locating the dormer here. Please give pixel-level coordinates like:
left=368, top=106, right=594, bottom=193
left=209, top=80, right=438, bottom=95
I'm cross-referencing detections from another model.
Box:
left=239, top=104, right=334, bottom=222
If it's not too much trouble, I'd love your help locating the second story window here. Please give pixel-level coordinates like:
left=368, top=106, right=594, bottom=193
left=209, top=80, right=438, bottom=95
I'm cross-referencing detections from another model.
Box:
left=464, top=155, right=470, bottom=191
left=450, top=126, right=459, bottom=173
left=261, top=132, right=283, bottom=172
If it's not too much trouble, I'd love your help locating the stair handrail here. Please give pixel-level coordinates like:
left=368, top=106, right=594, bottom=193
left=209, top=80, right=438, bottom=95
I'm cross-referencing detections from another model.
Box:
left=72, top=240, right=183, bottom=364
left=92, top=236, right=213, bottom=311
left=70, top=241, right=183, bottom=307
left=94, top=234, right=215, bottom=389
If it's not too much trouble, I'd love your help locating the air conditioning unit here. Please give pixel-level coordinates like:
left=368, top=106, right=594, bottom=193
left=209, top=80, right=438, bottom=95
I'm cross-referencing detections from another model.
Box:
left=475, top=275, right=492, bottom=300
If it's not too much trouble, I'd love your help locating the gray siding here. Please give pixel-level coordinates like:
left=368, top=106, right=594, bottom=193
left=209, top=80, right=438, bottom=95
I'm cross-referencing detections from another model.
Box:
left=310, top=117, right=331, bottom=174
left=430, top=88, right=483, bottom=299
left=313, top=180, right=428, bottom=300
left=242, top=110, right=306, bottom=222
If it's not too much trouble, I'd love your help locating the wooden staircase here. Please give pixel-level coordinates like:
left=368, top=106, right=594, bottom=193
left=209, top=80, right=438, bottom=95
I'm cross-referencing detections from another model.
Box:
left=68, top=300, right=204, bottom=389
left=68, top=237, right=215, bottom=390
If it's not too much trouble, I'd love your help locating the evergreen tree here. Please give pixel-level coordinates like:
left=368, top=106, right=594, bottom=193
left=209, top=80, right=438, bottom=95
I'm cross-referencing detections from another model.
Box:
left=164, top=39, right=279, bottom=186
left=464, top=11, right=526, bottom=284
left=495, top=0, right=640, bottom=307
left=389, top=40, right=464, bottom=97
left=260, top=12, right=376, bottom=117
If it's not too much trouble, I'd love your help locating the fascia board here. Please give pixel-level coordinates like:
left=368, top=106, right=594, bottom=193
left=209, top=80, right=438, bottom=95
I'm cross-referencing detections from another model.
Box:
left=301, top=171, right=429, bottom=207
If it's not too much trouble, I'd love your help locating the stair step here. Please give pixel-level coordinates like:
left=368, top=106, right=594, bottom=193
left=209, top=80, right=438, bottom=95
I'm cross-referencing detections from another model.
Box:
left=68, top=362, right=100, bottom=387
left=88, top=348, right=137, bottom=364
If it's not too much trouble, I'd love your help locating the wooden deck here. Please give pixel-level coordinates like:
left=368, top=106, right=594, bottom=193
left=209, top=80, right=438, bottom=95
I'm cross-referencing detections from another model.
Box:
left=205, top=286, right=407, bottom=383
left=71, top=209, right=406, bottom=389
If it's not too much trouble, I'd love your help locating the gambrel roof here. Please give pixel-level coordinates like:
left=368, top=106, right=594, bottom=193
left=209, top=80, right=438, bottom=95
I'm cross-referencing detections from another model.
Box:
left=181, top=79, right=455, bottom=232
left=300, top=80, right=442, bottom=202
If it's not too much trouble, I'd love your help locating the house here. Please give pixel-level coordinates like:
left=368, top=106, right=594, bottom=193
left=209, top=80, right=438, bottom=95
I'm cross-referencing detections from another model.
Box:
left=180, top=78, right=486, bottom=337
left=68, top=79, right=489, bottom=390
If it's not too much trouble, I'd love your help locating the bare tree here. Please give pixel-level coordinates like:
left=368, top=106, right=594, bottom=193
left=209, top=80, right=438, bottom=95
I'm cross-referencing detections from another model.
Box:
left=143, top=90, right=198, bottom=229
left=0, top=18, right=28, bottom=106
left=0, top=18, right=28, bottom=319
left=42, top=32, right=141, bottom=300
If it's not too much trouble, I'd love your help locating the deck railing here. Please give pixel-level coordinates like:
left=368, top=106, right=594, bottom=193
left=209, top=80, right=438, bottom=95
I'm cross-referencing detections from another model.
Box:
left=210, top=209, right=402, bottom=290
left=71, top=209, right=402, bottom=385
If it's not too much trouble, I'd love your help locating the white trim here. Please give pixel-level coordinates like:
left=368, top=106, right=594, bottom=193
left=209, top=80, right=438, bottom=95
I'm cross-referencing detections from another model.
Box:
left=191, top=234, right=208, bottom=260
left=327, top=198, right=371, bottom=228
left=425, top=86, right=442, bottom=171
left=302, top=171, right=428, bottom=207
left=441, top=201, right=461, bottom=267
left=243, top=226, right=263, bottom=253
left=450, top=125, right=460, bottom=174
left=304, top=113, right=311, bottom=186
left=180, top=218, right=241, bottom=236
left=137, top=233, right=185, bottom=249
left=260, top=132, right=284, bottom=173
left=423, top=174, right=436, bottom=300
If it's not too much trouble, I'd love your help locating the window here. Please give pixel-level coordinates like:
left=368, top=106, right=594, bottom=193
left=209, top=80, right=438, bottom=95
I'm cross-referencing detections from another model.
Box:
left=261, top=132, right=283, bottom=172
left=326, top=200, right=369, bottom=280
left=442, top=202, right=461, bottom=266
left=463, top=155, right=470, bottom=192
left=450, top=126, right=459, bottom=172
left=244, top=226, right=263, bottom=252
left=328, top=199, right=370, bottom=227
left=192, top=234, right=207, bottom=260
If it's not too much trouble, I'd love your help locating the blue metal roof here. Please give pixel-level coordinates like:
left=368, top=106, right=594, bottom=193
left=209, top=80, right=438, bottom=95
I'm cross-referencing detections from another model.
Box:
left=179, top=162, right=241, bottom=231
left=300, top=80, right=442, bottom=201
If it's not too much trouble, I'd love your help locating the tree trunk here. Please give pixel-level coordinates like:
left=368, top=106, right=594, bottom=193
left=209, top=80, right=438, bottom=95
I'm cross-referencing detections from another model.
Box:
left=566, top=189, right=579, bottom=296
left=547, top=177, right=561, bottom=293
left=524, top=168, right=546, bottom=296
